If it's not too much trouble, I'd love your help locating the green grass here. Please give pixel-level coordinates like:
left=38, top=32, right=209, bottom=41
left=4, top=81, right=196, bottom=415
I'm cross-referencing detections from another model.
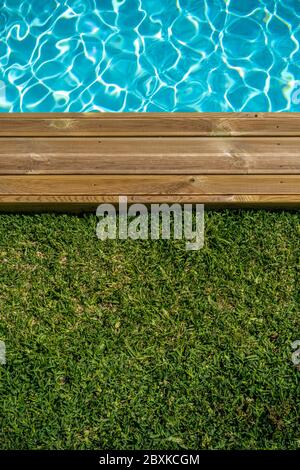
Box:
left=0, top=210, right=299, bottom=450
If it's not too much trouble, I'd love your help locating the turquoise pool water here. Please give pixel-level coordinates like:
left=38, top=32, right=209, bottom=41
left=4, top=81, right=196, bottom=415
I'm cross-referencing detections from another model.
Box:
left=0, top=0, right=299, bottom=112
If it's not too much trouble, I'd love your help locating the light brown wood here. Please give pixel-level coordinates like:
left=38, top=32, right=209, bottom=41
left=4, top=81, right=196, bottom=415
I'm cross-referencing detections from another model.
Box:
left=1, top=195, right=300, bottom=203
left=0, top=175, right=299, bottom=195
left=0, top=113, right=299, bottom=209
left=0, top=113, right=300, bottom=136
left=0, top=195, right=300, bottom=213
left=0, top=137, right=300, bottom=174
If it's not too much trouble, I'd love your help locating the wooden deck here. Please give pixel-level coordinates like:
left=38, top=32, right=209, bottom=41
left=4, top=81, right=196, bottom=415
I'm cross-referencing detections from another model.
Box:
left=0, top=112, right=300, bottom=211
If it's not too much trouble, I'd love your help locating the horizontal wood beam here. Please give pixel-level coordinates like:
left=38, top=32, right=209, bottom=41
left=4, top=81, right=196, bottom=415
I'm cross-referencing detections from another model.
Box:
left=0, top=175, right=299, bottom=195
left=0, top=113, right=300, bottom=137
left=0, top=196, right=300, bottom=213
left=0, top=113, right=299, bottom=209
left=0, top=137, right=300, bottom=174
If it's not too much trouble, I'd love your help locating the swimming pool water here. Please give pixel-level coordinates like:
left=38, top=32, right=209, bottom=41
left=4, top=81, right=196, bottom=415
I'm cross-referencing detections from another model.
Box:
left=0, top=0, right=299, bottom=112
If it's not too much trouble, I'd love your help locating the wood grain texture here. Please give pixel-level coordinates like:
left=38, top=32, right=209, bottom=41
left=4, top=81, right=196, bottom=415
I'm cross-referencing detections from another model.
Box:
left=0, top=137, right=300, bottom=174
left=0, top=113, right=299, bottom=209
left=0, top=195, right=300, bottom=213
left=0, top=195, right=299, bottom=203
left=0, top=175, right=299, bottom=195
left=0, top=113, right=300, bottom=136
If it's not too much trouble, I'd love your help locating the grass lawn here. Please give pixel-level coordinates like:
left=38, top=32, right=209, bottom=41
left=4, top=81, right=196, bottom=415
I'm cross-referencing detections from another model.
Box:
left=0, top=210, right=299, bottom=450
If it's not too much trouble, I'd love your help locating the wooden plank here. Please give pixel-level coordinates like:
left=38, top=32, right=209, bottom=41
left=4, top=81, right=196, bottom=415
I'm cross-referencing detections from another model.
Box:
left=0, top=113, right=299, bottom=209
left=0, top=137, right=300, bottom=174
left=0, top=195, right=299, bottom=203
left=0, top=195, right=300, bottom=213
left=0, top=175, right=299, bottom=195
left=0, top=113, right=300, bottom=136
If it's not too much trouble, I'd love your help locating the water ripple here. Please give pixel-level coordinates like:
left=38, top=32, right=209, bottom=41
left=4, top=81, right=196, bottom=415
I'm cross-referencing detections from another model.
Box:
left=0, top=0, right=299, bottom=111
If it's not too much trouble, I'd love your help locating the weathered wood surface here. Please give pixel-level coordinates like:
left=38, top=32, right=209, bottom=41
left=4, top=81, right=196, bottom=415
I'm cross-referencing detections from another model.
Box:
left=0, top=113, right=299, bottom=210
left=0, top=137, right=300, bottom=174
left=0, top=113, right=300, bottom=136
left=0, top=175, right=299, bottom=195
